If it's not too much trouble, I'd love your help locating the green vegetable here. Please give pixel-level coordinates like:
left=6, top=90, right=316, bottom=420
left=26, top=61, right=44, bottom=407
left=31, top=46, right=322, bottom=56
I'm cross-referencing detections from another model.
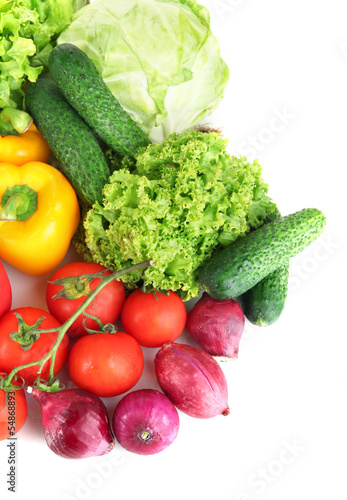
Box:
left=198, top=208, right=326, bottom=300
left=25, top=78, right=110, bottom=207
left=56, top=0, right=229, bottom=143
left=48, top=43, right=151, bottom=158
left=0, top=0, right=73, bottom=112
left=240, top=207, right=290, bottom=326
left=240, top=264, right=290, bottom=327
left=82, top=130, right=277, bottom=300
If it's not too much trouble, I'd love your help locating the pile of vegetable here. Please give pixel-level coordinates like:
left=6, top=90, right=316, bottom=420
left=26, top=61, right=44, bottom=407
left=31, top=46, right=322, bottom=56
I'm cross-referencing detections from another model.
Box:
left=0, top=0, right=327, bottom=462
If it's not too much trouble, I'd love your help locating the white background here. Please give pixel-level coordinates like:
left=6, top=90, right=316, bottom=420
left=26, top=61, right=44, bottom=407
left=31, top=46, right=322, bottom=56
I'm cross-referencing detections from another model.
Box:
left=1, top=0, right=346, bottom=499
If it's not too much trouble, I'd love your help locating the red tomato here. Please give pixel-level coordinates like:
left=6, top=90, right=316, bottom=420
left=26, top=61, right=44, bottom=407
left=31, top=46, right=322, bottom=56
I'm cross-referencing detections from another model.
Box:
left=121, top=289, right=187, bottom=348
left=0, top=260, right=12, bottom=318
left=46, top=262, right=126, bottom=337
left=0, top=375, right=28, bottom=441
left=0, top=307, right=69, bottom=386
left=0, top=376, right=27, bottom=441
left=68, top=332, right=144, bottom=397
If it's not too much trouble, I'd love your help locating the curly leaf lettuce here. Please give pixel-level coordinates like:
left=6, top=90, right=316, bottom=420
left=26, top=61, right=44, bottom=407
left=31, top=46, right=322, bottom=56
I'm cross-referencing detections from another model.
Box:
left=0, top=0, right=74, bottom=110
left=83, top=130, right=276, bottom=300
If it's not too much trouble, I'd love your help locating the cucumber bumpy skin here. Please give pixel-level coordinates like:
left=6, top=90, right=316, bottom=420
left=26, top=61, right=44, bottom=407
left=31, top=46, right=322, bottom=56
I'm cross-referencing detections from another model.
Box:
left=240, top=263, right=290, bottom=326
left=198, top=208, right=326, bottom=300
left=25, top=78, right=110, bottom=207
left=240, top=207, right=289, bottom=326
left=48, top=43, right=151, bottom=158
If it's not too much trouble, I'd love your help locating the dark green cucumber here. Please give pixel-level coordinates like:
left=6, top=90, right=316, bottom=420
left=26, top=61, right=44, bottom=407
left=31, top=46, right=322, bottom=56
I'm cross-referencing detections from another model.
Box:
left=240, top=263, right=290, bottom=326
left=25, top=78, right=110, bottom=207
left=240, top=207, right=289, bottom=326
left=48, top=43, right=151, bottom=158
left=198, top=208, right=326, bottom=300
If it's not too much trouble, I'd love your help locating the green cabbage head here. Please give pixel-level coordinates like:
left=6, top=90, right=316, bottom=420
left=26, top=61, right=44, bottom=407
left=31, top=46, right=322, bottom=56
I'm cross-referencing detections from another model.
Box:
left=57, top=0, right=230, bottom=143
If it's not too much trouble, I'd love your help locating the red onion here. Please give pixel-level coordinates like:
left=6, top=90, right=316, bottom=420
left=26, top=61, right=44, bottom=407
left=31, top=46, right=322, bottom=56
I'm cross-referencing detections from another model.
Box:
left=186, top=292, right=245, bottom=359
left=112, top=389, right=179, bottom=455
left=27, top=387, right=114, bottom=459
left=154, top=342, right=230, bottom=419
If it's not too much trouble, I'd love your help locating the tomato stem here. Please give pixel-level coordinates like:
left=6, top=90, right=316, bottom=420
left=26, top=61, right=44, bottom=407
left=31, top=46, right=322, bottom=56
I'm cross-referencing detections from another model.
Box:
left=81, top=312, right=117, bottom=335
left=2, top=260, right=155, bottom=390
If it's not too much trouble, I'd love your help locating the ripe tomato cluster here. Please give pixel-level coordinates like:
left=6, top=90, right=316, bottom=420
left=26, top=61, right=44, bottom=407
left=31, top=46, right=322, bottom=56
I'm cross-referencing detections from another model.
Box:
left=0, top=260, right=187, bottom=440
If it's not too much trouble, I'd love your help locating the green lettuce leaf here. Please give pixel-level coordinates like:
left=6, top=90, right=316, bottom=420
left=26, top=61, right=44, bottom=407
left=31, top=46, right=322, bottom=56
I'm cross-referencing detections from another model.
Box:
left=57, top=0, right=229, bottom=142
left=0, top=0, right=73, bottom=110
left=83, top=130, right=276, bottom=300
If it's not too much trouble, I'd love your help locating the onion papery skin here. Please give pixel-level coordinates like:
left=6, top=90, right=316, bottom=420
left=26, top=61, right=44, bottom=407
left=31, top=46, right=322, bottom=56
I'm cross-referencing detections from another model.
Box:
left=186, top=293, right=245, bottom=359
left=154, top=342, right=230, bottom=419
left=112, top=389, right=179, bottom=455
left=28, top=387, right=114, bottom=459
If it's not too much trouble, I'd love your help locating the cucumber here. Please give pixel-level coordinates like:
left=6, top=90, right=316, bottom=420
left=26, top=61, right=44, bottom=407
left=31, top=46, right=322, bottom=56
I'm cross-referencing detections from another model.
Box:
left=48, top=43, right=151, bottom=158
left=25, top=78, right=110, bottom=207
left=240, top=262, right=290, bottom=326
left=240, top=207, right=289, bottom=326
left=198, top=208, right=326, bottom=300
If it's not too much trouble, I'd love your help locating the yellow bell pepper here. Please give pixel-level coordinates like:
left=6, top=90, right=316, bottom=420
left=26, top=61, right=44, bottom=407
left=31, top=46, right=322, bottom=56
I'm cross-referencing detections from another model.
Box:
left=0, top=124, right=50, bottom=166
left=0, top=162, right=80, bottom=276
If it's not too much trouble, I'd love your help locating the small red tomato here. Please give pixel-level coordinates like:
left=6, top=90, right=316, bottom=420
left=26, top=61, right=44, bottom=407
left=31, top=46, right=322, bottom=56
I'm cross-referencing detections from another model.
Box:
left=68, top=332, right=144, bottom=397
left=0, top=260, right=12, bottom=318
left=0, top=376, right=27, bottom=441
left=121, top=289, right=187, bottom=348
left=46, top=262, right=126, bottom=337
left=0, top=307, right=69, bottom=386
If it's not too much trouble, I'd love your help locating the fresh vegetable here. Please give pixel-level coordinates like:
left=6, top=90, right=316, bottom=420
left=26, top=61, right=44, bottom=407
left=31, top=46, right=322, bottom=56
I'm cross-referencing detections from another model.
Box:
left=241, top=264, right=290, bottom=327
left=239, top=208, right=290, bottom=326
left=0, top=0, right=73, bottom=120
left=68, top=332, right=144, bottom=397
left=0, top=161, right=80, bottom=275
left=0, top=260, right=12, bottom=319
left=186, top=292, right=245, bottom=359
left=121, top=289, right=187, bottom=348
left=1, top=261, right=153, bottom=393
left=27, top=386, right=114, bottom=459
left=57, top=0, right=229, bottom=143
left=112, top=389, right=180, bottom=455
left=0, top=307, right=69, bottom=386
left=46, top=262, right=126, bottom=337
left=0, top=375, right=27, bottom=441
left=49, top=43, right=151, bottom=158
left=82, top=130, right=276, bottom=300
left=154, top=342, right=230, bottom=419
left=0, top=123, right=50, bottom=166
left=198, top=208, right=326, bottom=300
left=25, top=78, right=111, bottom=207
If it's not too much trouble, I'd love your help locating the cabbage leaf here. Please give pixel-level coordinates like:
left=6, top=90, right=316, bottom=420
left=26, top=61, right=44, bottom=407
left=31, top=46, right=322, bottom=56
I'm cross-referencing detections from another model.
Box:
left=57, top=0, right=230, bottom=143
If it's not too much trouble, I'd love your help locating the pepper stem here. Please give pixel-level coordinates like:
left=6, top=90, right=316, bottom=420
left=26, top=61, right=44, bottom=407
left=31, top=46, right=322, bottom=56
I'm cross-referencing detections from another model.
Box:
left=0, top=184, right=38, bottom=222
left=0, top=107, right=33, bottom=136
left=2, top=260, right=155, bottom=391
